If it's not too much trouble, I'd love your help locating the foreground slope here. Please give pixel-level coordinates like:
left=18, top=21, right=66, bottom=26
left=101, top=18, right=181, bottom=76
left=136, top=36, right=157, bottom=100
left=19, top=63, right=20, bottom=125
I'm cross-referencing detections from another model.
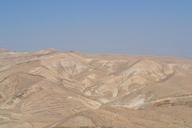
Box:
left=0, top=49, right=192, bottom=128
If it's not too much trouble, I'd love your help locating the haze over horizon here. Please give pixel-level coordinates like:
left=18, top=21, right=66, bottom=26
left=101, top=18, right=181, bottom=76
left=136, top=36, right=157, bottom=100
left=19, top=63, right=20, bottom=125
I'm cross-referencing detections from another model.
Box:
left=0, top=0, right=192, bottom=57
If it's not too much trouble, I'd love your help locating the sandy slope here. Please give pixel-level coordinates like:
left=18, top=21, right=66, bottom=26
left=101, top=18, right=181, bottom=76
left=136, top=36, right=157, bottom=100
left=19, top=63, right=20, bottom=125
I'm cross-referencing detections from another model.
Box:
left=0, top=49, right=192, bottom=128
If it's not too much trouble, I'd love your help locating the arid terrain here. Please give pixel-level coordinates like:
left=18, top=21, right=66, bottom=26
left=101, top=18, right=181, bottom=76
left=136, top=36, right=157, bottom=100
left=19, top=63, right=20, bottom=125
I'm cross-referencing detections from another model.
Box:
left=0, top=49, right=192, bottom=128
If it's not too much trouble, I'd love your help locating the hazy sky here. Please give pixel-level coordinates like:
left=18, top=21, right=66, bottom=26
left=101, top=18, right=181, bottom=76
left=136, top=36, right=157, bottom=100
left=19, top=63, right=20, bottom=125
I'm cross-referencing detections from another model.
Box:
left=0, top=0, right=192, bottom=57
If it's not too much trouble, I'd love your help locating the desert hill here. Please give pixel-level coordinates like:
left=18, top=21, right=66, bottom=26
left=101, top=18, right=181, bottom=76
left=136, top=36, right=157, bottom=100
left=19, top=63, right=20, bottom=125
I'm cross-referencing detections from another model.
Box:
left=0, top=49, right=192, bottom=128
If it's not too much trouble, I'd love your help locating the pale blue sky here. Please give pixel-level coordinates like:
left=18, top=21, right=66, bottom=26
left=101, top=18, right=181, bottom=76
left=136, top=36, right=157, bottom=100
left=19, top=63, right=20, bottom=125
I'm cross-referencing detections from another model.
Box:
left=0, top=0, right=192, bottom=57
